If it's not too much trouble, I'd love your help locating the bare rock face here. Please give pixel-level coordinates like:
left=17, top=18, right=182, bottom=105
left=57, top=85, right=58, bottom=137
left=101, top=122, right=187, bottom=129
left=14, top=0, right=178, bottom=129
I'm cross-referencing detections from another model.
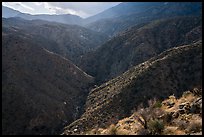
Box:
left=190, top=97, right=202, bottom=114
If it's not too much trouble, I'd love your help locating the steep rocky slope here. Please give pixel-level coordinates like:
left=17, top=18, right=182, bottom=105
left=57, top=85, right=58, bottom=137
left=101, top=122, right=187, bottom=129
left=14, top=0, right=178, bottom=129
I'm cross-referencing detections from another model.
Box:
left=85, top=2, right=202, bottom=37
left=2, top=27, right=94, bottom=135
left=2, top=17, right=108, bottom=64
left=84, top=88, right=202, bottom=135
left=63, top=41, right=202, bottom=135
left=79, top=16, right=202, bottom=84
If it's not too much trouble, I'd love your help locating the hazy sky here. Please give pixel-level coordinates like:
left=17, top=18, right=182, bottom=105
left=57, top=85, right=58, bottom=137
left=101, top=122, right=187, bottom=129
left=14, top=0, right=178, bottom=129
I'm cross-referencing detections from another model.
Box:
left=2, top=2, right=121, bottom=18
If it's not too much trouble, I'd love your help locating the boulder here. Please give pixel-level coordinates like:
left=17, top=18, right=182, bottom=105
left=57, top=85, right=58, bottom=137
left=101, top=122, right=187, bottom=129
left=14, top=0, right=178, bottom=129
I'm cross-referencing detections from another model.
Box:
left=190, top=98, right=202, bottom=114
left=179, top=104, right=185, bottom=109
left=167, top=101, right=175, bottom=108
left=178, top=109, right=185, bottom=114
left=172, top=111, right=179, bottom=118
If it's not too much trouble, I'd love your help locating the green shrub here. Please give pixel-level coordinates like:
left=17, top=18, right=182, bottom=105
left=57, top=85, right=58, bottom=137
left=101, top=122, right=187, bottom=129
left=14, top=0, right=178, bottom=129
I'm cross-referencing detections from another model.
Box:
left=153, top=100, right=162, bottom=108
left=148, top=119, right=164, bottom=135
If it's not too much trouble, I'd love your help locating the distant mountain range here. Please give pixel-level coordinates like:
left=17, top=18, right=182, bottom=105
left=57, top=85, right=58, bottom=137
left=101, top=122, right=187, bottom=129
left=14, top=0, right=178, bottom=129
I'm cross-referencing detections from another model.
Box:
left=2, top=6, right=83, bottom=25
left=85, top=2, right=202, bottom=37
left=3, top=2, right=202, bottom=36
left=2, top=17, right=108, bottom=64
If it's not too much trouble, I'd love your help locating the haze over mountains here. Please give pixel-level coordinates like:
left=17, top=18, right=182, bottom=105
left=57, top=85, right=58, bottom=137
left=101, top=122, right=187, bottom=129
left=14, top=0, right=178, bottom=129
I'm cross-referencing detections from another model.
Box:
left=2, top=17, right=108, bottom=64
left=2, top=6, right=83, bottom=25
left=84, top=2, right=202, bottom=37
left=2, top=2, right=202, bottom=135
left=2, top=2, right=201, bottom=36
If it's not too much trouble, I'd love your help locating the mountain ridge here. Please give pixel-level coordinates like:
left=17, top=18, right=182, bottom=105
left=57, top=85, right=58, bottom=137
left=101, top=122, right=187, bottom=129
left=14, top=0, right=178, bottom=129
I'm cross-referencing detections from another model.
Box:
left=2, top=2, right=202, bottom=135
left=2, top=6, right=83, bottom=25
left=63, top=40, right=202, bottom=135
left=78, top=16, right=202, bottom=84
left=2, top=26, right=94, bottom=135
left=2, top=17, right=109, bottom=64
left=85, top=2, right=202, bottom=37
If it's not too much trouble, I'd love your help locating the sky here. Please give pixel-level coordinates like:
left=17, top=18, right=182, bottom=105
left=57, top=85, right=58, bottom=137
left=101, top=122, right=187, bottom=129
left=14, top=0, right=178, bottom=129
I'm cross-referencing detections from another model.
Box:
left=2, top=2, right=121, bottom=18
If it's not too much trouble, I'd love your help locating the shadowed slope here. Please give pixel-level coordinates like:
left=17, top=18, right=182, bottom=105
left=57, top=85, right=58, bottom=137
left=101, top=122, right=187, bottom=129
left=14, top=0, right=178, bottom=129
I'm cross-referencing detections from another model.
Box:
left=2, top=27, right=94, bottom=135
left=63, top=41, right=202, bottom=134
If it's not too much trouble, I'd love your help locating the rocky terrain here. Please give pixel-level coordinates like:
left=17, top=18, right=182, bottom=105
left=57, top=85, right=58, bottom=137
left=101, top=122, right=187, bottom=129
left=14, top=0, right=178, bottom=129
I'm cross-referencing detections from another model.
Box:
left=83, top=88, right=202, bottom=135
left=63, top=41, right=202, bottom=135
left=2, top=26, right=94, bottom=135
left=79, top=16, right=202, bottom=84
left=2, top=2, right=202, bottom=135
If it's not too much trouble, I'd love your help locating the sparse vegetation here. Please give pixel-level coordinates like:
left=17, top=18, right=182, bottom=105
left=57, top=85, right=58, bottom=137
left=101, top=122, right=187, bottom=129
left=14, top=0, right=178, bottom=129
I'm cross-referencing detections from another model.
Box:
left=2, top=2, right=202, bottom=135
left=82, top=89, right=202, bottom=135
left=64, top=41, right=202, bottom=135
left=153, top=100, right=162, bottom=108
left=148, top=119, right=164, bottom=135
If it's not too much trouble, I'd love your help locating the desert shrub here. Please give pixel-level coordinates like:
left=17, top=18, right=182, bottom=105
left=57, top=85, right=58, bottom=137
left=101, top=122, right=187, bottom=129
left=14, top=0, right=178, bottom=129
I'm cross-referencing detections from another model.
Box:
left=130, top=103, right=144, bottom=114
left=134, top=110, right=148, bottom=129
left=153, top=100, right=162, bottom=108
left=134, top=103, right=165, bottom=130
left=148, top=98, right=157, bottom=108
left=147, top=119, right=164, bottom=135
left=153, top=108, right=165, bottom=119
